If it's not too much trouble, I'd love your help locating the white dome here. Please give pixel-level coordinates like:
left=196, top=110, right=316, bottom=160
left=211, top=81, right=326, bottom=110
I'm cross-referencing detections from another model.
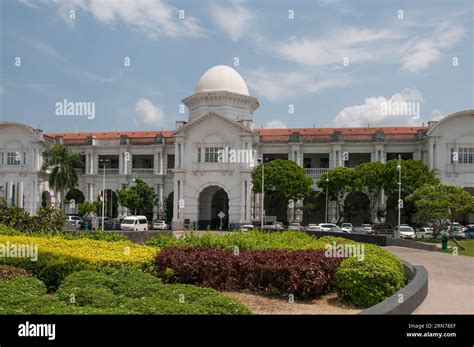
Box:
left=195, top=65, right=249, bottom=96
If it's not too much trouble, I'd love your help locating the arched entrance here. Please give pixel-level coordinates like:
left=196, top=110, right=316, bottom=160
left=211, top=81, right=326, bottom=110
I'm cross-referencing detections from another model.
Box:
left=343, top=191, right=370, bottom=225
left=41, top=191, right=52, bottom=208
left=198, top=185, right=229, bottom=230
left=97, top=189, right=118, bottom=218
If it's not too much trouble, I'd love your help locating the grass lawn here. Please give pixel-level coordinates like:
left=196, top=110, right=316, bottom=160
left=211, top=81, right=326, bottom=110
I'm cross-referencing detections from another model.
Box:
left=420, top=238, right=474, bottom=256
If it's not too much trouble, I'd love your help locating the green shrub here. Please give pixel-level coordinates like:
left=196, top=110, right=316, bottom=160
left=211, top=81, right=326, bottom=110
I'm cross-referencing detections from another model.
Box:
left=335, top=253, right=406, bottom=307
left=146, top=230, right=328, bottom=250
left=0, top=268, right=251, bottom=315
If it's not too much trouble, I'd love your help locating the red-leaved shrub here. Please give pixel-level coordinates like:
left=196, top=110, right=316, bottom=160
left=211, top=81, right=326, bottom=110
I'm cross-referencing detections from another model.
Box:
left=156, top=247, right=344, bottom=299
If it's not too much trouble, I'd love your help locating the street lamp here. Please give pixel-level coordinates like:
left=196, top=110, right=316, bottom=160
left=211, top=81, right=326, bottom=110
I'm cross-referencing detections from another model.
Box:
left=325, top=175, right=329, bottom=223
left=100, top=158, right=110, bottom=231
left=258, top=157, right=268, bottom=229
left=396, top=155, right=402, bottom=238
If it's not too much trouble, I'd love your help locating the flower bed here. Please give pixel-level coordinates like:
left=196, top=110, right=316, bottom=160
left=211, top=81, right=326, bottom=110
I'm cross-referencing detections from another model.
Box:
left=0, top=234, right=157, bottom=288
left=156, top=247, right=344, bottom=299
left=0, top=268, right=250, bottom=315
left=151, top=231, right=406, bottom=307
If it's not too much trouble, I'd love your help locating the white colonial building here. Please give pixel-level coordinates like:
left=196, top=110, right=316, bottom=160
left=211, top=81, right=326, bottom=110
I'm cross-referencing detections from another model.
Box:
left=1, top=65, right=473, bottom=228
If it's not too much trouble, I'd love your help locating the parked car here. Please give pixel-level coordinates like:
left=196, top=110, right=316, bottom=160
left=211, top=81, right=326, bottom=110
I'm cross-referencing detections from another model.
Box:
left=450, top=227, right=466, bottom=239
left=362, top=224, right=373, bottom=234
left=306, top=224, right=321, bottom=232
left=103, top=218, right=121, bottom=231
left=416, top=227, right=434, bottom=239
left=288, top=222, right=301, bottom=230
left=262, top=222, right=284, bottom=231
left=318, top=223, right=342, bottom=232
left=464, top=227, right=474, bottom=239
left=373, top=223, right=394, bottom=235
left=66, top=215, right=82, bottom=227
left=341, top=223, right=353, bottom=233
left=120, top=216, right=149, bottom=231
left=241, top=224, right=254, bottom=231
left=462, top=224, right=474, bottom=232
left=396, top=225, right=416, bottom=239
left=352, top=226, right=366, bottom=233
left=152, top=219, right=169, bottom=230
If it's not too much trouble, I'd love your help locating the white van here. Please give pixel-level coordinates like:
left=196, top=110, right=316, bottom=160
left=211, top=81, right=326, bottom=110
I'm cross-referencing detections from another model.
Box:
left=120, top=216, right=149, bottom=231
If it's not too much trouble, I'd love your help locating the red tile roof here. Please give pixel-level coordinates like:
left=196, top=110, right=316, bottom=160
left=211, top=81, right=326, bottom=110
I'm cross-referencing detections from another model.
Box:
left=254, top=127, right=426, bottom=135
left=47, top=127, right=426, bottom=139
left=47, top=130, right=173, bottom=139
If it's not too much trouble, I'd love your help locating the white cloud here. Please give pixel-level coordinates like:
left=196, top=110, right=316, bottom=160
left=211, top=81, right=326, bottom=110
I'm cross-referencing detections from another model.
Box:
left=277, top=28, right=400, bottom=66
left=400, top=23, right=465, bottom=72
left=135, top=98, right=165, bottom=126
left=430, top=109, right=444, bottom=121
left=23, top=0, right=205, bottom=39
left=264, top=119, right=287, bottom=129
left=245, top=67, right=350, bottom=101
left=210, top=0, right=257, bottom=42
left=333, top=88, right=425, bottom=127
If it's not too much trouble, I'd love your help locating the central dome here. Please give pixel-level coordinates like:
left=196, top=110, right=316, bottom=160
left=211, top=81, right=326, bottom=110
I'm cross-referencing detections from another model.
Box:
left=195, top=65, right=249, bottom=96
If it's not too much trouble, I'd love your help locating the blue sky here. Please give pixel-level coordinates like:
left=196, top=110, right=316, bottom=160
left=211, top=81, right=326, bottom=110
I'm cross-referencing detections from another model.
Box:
left=0, top=0, right=473, bottom=133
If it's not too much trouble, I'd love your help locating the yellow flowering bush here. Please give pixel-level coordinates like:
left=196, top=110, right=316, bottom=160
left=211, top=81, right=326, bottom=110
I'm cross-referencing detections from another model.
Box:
left=0, top=235, right=158, bottom=288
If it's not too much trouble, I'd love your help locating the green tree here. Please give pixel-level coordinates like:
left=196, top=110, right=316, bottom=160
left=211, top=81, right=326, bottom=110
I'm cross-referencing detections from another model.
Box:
left=117, top=179, right=156, bottom=215
left=407, top=184, right=474, bottom=248
left=354, top=161, right=387, bottom=220
left=385, top=159, right=439, bottom=224
left=41, top=144, right=82, bottom=207
left=252, top=159, right=313, bottom=217
left=317, top=166, right=357, bottom=223
left=77, top=201, right=96, bottom=217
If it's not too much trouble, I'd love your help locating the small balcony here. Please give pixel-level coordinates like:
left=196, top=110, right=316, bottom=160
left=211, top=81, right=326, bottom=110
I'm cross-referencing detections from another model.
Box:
left=304, top=168, right=329, bottom=180
left=131, top=168, right=154, bottom=175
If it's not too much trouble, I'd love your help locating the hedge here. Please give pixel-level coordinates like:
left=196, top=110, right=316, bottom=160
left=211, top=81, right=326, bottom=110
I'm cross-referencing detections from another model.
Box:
left=156, top=247, right=344, bottom=299
left=0, top=234, right=157, bottom=288
left=0, top=268, right=251, bottom=315
left=146, top=230, right=329, bottom=250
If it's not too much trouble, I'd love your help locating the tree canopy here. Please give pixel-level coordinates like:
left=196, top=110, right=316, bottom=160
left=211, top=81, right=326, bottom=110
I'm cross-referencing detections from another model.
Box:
left=117, top=179, right=155, bottom=215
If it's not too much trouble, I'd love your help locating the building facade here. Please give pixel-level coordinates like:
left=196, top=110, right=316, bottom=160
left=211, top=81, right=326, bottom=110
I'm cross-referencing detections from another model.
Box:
left=1, top=65, right=473, bottom=228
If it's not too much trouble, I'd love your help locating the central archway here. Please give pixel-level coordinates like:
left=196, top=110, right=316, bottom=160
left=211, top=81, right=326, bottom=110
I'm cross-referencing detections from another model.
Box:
left=198, top=185, right=229, bottom=230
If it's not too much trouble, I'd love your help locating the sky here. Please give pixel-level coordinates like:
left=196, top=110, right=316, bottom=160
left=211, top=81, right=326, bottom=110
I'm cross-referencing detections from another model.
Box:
left=0, top=0, right=473, bottom=133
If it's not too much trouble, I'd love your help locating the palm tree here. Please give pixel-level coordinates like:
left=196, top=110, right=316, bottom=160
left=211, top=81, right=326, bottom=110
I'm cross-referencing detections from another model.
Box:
left=41, top=144, right=82, bottom=208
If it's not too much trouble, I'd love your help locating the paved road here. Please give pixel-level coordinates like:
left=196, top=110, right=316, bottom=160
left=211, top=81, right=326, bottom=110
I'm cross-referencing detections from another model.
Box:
left=386, top=246, right=474, bottom=314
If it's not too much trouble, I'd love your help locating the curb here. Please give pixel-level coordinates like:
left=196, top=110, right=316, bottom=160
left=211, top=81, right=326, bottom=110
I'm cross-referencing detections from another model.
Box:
left=359, top=260, right=428, bottom=314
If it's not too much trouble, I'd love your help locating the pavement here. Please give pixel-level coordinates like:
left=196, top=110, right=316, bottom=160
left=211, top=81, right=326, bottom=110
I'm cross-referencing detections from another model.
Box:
left=386, top=246, right=474, bottom=314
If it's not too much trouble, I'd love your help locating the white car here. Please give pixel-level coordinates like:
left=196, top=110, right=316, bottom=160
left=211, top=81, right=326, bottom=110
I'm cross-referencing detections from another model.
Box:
left=288, top=222, right=301, bottom=230
left=318, top=223, right=342, bottom=232
left=362, top=224, right=373, bottom=234
left=396, top=225, right=416, bottom=239
left=241, top=224, right=254, bottom=231
left=152, top=220, right=169, bottom=230
left=66, top=215, right=82, bottom=226
left=307, top=224, right=321, bottom=232
left=341, top=223, right=353, bottom=233
left=416, top=227, right=434, bottom=239
left=120, top=216, right=149, bottom=231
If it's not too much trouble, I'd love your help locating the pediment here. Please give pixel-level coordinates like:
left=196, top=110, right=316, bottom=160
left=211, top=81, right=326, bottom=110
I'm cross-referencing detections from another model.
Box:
left=173, top=111, right=252, bottom=136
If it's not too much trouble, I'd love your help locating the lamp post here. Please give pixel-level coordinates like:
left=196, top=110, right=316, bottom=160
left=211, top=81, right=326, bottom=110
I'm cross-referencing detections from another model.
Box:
left=325, top=175, right=329, bottom=223
left=396, top=155, right=402, bottom=238
left=258, top=157, right=268, bottom=229
left=100, top=158, right=110, bottom=231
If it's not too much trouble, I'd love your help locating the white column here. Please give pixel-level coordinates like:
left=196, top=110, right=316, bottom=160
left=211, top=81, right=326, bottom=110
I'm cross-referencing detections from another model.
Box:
left=18, top=181, right=24, bottom=208
left=159, top=149, right=164, bottom=174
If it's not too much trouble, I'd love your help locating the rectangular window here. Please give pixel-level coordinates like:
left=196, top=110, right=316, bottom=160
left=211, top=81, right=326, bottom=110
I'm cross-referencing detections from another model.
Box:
left=452, top=148, right=474, bottom=164
left=197, top=148, right=201, bottom=163
left=204, top=148, right=221, bottom=163
left=23, top=152, right=26, bottom=165
left=7, top=153, right=20, bottom=166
